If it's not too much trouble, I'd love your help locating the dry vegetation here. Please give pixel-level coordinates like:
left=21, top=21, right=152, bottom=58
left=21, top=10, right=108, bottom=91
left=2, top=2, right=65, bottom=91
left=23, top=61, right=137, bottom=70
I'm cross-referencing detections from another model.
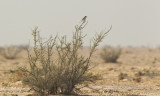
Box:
left=18, top=19, right=111, bottom=96
left=1, top=46, right=160, bottom=95
left=0, top=45, right=28, bottom=59
left=1, top=20, right=160, bottom=95
left=100, top=46, right=121, bottom=63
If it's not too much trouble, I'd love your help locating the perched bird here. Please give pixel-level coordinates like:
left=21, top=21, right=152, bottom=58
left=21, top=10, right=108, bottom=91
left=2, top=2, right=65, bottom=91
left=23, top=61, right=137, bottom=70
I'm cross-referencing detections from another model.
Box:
left=81, top=16, right=87, bottom=23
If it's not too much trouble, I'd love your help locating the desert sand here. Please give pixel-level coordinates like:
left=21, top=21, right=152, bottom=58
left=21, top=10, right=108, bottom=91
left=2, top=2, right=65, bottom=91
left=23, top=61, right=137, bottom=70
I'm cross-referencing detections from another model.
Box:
left=0, top=47, right=160, bottom=96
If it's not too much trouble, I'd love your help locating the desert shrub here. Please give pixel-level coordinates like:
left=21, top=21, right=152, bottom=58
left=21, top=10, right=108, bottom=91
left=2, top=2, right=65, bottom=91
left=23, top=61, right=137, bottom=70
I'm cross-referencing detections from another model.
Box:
left=133, top=77, right=141, bottom=83
left=118, top=73, right=128, bottom=80
left=21, top=19, right=112, bottom=95
left=18, top=44, right=29, bottom=51
left=135, top=69, right=157, bottom=78
left=0, top=45, right=22, bottom=59
left=100, top=46, right=121, bottom=63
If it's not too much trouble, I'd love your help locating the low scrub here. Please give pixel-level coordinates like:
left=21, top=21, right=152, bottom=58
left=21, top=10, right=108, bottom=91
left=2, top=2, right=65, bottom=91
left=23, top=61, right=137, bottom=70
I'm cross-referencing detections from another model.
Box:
left=100, top=46, right=121, bottom=63
left=135, top=69, right=157, bottom=78
left=0, top=45, right=22, bottom=59
left=118, top=72, right=128, bottom=80
left=18, top=44, right=29, bottom=51
left=21, top=18, right=112, bottom=95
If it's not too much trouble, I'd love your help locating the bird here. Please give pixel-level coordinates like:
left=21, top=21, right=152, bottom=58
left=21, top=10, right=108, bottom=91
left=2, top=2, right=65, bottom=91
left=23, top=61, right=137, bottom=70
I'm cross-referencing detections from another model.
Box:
left=81, top=16, right=87, bottom=23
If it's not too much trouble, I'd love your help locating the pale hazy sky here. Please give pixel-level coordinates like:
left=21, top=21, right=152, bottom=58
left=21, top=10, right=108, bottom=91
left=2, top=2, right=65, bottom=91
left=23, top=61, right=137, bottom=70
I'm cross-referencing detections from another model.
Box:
left=0, top=0, right=160, bottom=47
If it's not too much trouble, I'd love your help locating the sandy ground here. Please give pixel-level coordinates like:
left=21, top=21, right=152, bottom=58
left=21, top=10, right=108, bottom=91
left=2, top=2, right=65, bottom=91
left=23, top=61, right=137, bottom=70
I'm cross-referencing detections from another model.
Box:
left=0, top=47, right=160, bottom=96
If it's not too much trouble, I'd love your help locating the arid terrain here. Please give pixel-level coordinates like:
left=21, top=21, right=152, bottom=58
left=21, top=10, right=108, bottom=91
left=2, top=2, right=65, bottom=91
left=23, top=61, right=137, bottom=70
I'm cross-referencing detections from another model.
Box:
left=0, top=47, right=160, bottom=96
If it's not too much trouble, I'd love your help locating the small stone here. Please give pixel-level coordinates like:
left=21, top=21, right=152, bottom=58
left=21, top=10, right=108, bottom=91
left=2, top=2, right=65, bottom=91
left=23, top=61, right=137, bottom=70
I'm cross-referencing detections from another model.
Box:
left=15, top=81, right=22, bottom=86
left=122, top=79, right=128, bottom=82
